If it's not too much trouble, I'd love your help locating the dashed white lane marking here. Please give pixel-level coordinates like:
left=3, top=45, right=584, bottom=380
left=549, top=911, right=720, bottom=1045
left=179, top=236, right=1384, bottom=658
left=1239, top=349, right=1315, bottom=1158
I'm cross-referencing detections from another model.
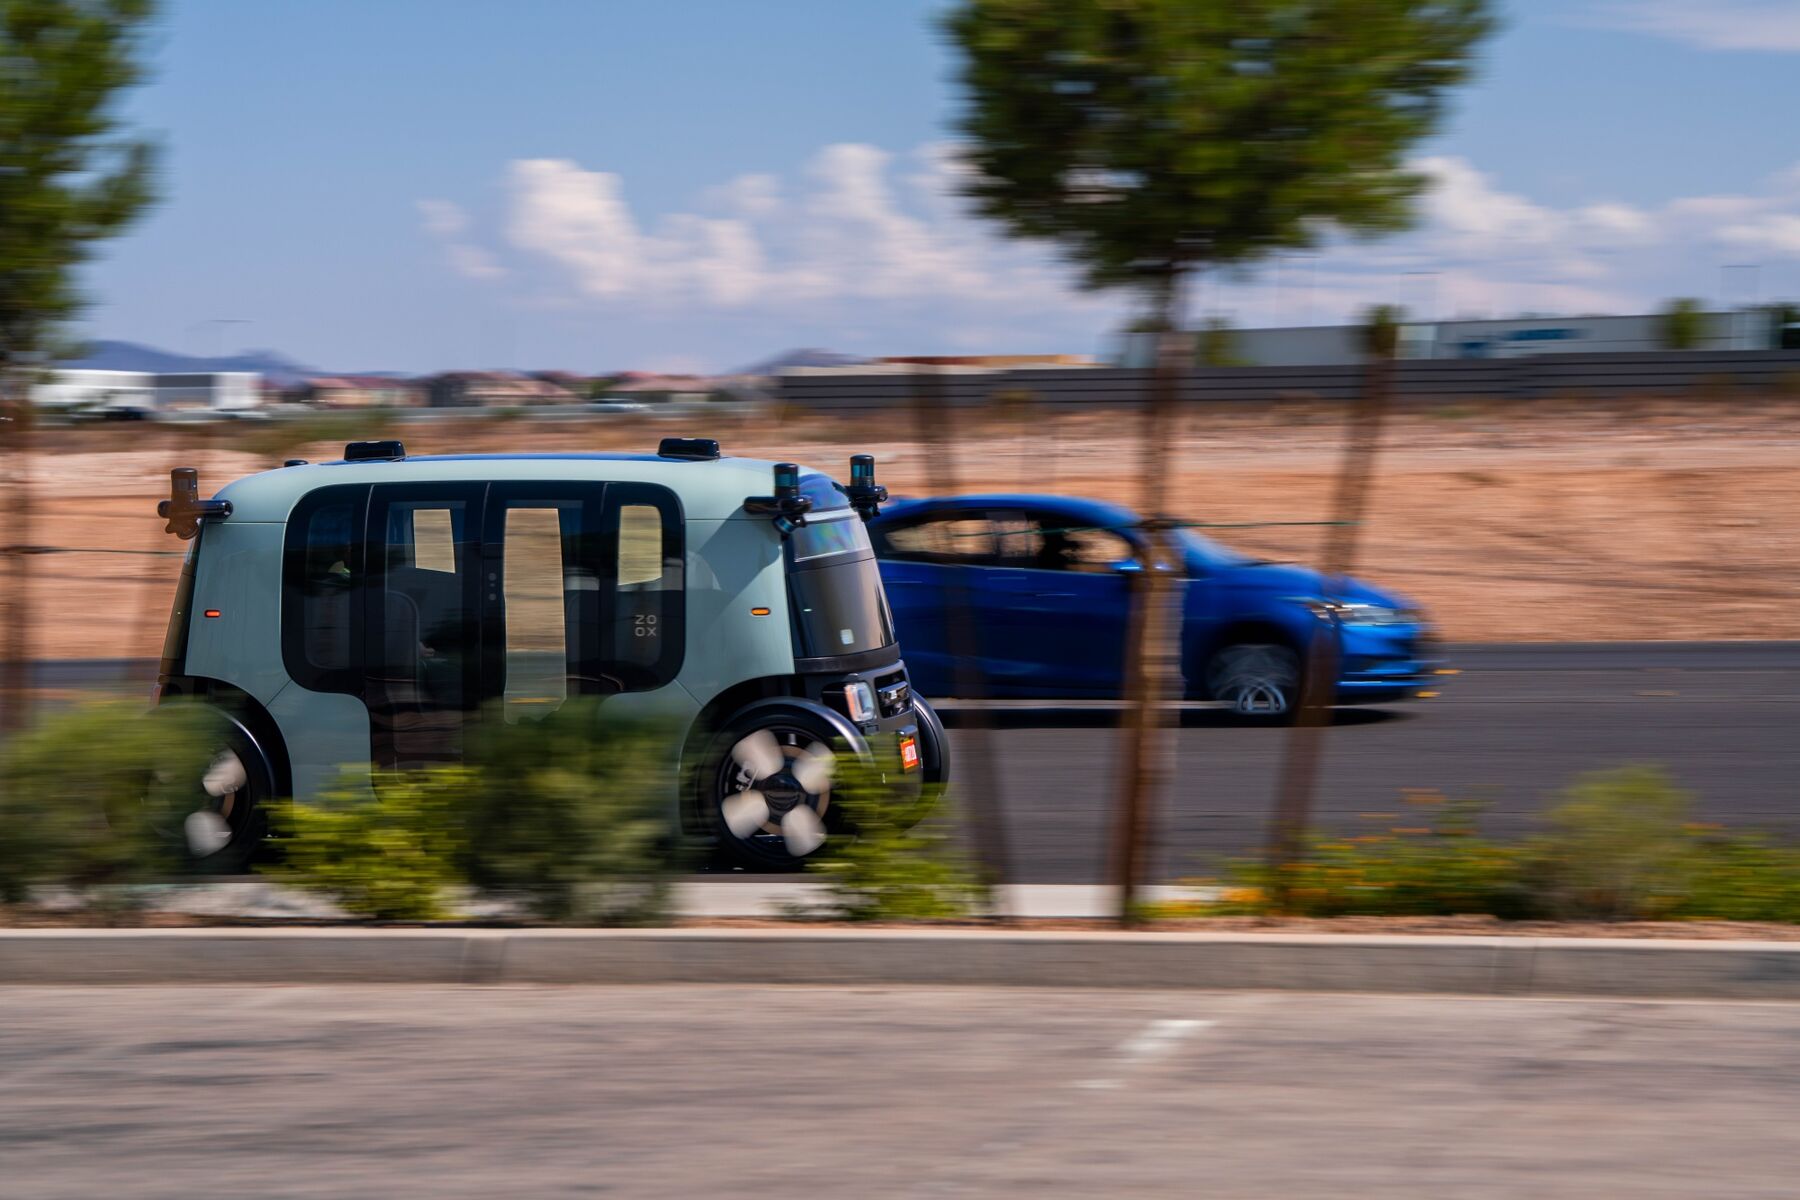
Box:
left=1076, top=1018, right=1213, bottom=1090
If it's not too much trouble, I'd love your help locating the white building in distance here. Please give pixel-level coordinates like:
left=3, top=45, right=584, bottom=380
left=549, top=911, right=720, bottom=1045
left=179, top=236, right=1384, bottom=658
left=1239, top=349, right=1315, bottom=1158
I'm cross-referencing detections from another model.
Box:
left=1121, top=310, right=1773, bottom=367
left=32, top=369, right=262, bottom=415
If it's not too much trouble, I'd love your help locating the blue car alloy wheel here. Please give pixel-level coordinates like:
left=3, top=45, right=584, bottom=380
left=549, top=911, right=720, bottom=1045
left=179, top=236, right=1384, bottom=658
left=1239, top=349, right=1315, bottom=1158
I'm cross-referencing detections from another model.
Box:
left=1204, top=642, right=1302, bottom=720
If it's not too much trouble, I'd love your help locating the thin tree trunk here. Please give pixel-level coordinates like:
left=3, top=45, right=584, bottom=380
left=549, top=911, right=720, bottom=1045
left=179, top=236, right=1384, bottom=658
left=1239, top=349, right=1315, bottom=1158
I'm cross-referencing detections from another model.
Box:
left=127, top=498, right=173, bottom=682
left=1108, top=277, right=1188, bottom=925
left=1266, top=343, right=1396, bottom=907
left=911, top=363, right=1013, bottom=915
left=0, top=366, right=35, bottom=732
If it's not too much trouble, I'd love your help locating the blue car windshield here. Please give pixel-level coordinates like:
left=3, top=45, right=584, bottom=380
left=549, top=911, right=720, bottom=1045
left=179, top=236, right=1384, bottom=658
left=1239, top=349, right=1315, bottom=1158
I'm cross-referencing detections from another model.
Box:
left=1181, top=528, right=1255, bottom=569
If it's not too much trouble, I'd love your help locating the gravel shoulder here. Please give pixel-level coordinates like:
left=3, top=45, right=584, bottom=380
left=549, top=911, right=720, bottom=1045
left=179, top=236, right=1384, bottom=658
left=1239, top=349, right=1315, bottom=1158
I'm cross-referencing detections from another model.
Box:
left=5, top=984, right=1799, bottom=1198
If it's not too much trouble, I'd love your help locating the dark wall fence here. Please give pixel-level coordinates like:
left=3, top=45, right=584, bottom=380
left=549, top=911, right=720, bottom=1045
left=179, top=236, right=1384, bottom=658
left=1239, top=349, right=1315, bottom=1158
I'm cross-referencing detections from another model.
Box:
left=777, top=350, right=1800, bottom=411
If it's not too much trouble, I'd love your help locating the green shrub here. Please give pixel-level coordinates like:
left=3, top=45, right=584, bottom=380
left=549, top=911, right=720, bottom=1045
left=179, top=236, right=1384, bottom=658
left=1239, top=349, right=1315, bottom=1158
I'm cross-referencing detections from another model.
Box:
left=0, top=700, right=213, bottom=902
left=1674, top=833, right=1800, bottom=924
left=277, top=768, right=472, bottom=921
left=456, top=700, right=678, bottom=924
left=1213, top=797, right=1526, bottom=919
left=1190, top=767, right=1800, bottom=925
left=1524, top=766, right=1696, bottom=920
left=275, top=701, right=679, bottom=924
left=806, top=750, right=982, bottom=921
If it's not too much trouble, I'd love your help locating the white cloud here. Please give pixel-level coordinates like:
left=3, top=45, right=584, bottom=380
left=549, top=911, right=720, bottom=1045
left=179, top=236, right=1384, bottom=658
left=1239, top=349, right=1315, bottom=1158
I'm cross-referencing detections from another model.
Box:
left=702, top=172, right=784, bottom=218
left=418, top=198, right=469, bottom=240
left=1416, top=155, right=1565, bottom=250
left=1583, top=1, right=1800, bottom=51
left=417, top=199, right=506, bottom=281
left=1718, top=213, right=1800, bottom=254
left=503, top=161, right=644, bottom=297
left=421, top=145, right=1800, bottom=350
left=1577, top=203, right=1657, bottom=245
left=489, top=143, right=1078, bottom=314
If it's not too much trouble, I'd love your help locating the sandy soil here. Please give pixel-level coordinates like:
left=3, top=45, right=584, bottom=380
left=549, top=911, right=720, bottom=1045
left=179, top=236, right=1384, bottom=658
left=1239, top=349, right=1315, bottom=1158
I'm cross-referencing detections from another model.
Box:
left=8, top=395, right=1800, bottom=659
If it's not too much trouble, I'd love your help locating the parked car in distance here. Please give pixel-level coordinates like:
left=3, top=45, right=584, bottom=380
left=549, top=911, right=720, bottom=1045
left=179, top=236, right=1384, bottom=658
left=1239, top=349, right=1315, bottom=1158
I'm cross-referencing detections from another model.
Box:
left=869, top=494, right=1440, bottom=717
left=71, top=403, right=153, bottom=423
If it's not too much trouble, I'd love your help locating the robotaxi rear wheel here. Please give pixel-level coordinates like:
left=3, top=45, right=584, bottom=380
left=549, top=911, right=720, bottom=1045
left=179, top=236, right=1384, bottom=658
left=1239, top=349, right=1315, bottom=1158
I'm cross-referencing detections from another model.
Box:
left=130, top=711, right=273, bottom=874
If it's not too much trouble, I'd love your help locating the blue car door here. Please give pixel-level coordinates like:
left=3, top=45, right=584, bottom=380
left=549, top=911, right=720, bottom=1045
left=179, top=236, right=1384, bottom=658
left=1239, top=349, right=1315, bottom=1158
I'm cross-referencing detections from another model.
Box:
left=984, top=510, right=1137, bottom=698
left=872, top=510, right=1002, bottom=698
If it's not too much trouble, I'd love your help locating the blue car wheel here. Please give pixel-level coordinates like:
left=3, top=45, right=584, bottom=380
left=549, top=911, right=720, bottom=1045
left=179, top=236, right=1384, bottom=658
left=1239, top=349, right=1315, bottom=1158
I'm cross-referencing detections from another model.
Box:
left=1205, top=643, right=1302, bottom=721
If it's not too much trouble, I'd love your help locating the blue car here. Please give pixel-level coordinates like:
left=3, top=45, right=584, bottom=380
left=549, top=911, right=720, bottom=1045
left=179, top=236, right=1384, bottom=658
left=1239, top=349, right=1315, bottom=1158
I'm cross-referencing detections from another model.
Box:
left=868, top=494, right=1439, bottom=717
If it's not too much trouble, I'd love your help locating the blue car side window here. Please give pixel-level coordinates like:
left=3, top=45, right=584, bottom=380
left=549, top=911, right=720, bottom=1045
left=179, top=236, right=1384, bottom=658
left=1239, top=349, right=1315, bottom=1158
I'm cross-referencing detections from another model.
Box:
left=879, top=514, right=997, bottom=567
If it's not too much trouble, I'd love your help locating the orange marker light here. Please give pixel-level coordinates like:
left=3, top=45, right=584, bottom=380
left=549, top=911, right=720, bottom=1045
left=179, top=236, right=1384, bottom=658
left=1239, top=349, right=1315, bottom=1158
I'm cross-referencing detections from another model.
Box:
left=203, top=610, right=222, bottom=619
left=750, top=607, right=771, bottom=616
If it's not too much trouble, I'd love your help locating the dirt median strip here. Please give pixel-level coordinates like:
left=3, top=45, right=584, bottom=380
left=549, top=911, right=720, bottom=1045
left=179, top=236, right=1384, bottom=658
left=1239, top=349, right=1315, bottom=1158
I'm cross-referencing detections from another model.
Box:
left=5, top=928, right=1800, bottom=999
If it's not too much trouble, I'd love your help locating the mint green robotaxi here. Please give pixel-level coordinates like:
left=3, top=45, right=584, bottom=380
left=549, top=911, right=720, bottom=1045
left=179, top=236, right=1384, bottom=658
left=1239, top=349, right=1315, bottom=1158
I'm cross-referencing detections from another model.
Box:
left=152, top=437, right=945, bottom=869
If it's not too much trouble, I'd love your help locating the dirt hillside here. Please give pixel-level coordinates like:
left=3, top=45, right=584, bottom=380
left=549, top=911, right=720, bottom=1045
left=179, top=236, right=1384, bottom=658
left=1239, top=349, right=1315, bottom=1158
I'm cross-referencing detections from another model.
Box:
left=13, top=396, right=1800, bottom=659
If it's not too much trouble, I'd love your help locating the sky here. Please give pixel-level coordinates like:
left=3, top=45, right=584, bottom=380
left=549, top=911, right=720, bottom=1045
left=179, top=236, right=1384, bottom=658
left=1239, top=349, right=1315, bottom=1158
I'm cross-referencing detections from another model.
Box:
left=78, top=0, right=1800, bottom=374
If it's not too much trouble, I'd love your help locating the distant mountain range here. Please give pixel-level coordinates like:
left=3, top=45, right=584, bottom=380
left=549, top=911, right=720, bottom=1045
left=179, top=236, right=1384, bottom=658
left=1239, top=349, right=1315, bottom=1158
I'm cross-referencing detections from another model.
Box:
left=731, top=347, right=870, bottom=376
left=58, top=339, right=864, bottom=384
left=60, top=340, right=319, bottom=386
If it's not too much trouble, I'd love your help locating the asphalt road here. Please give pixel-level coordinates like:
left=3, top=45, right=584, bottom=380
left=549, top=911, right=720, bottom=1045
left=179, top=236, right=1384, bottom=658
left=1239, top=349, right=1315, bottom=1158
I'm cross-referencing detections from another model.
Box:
left=943, top=642, right=1800, bottom=881
left=34, top=643, right=1800, bottom=883
left=5, top=984, right=1799, bottom=1198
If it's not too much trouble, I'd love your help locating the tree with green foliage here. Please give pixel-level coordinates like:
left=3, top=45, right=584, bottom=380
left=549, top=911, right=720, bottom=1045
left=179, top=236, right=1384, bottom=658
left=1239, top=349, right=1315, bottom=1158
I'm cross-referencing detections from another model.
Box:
left=1760, top=301, right=1800, bottom=350
left=0, top=0, right=160, bottom=731
left=1195, top=315, right=1246, bottom=367
left=945, top=0, right=1494, bottom=919
left=1657, top=297, right=1707, bottom=351
left=946, top=0, right=1494, bottom=335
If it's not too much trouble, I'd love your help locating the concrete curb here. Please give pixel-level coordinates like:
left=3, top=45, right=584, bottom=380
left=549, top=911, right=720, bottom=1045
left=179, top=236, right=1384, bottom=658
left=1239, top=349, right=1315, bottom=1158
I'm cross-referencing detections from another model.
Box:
left=6, top=929, right=1800, bottom=998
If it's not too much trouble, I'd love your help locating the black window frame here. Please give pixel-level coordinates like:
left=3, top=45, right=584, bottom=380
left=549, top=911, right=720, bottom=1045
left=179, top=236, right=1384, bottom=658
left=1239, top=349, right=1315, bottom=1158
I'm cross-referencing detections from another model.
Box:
left=281, top=483, right=371, bottom=697
left=480, top=480, right=686, bottom=702
left=484, top=481, right=608, bottom=709
left=281, top=479, right=688, bottom=712
left=364, top=482, right=489, bottom=771
left=596, top=481, right=686, bottom=692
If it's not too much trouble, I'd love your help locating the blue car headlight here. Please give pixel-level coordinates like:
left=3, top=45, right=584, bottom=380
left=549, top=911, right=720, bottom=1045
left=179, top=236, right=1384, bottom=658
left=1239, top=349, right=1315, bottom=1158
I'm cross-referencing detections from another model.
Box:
left=1291, top=599, right=1422, bottom=627
left=1337, top=602, right=1420, bottom=627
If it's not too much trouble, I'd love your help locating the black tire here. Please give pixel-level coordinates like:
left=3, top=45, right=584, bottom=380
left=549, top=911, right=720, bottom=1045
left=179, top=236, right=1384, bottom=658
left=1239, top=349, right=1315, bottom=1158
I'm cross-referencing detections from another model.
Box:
left=134, top=712, right=273, bottom=875
left=1205, top=642, right=1304, bottom=724
left=912, top=695, right=950, bottom=789
left=698, top=704, right=852, bottom=870
left=896, top=695, right=950, bottom=830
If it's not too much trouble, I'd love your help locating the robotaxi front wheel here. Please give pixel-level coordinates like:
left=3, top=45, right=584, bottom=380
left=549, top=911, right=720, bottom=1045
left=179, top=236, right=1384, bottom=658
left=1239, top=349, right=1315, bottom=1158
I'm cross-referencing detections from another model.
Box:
left=701, top=707, right=850, bottom=871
